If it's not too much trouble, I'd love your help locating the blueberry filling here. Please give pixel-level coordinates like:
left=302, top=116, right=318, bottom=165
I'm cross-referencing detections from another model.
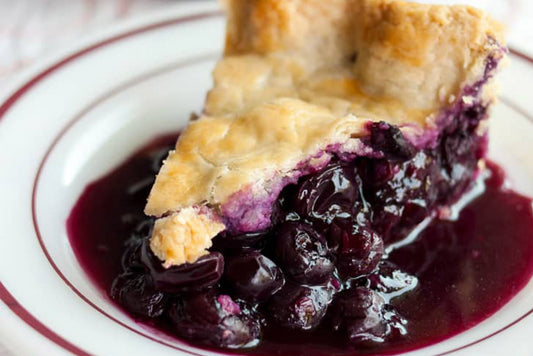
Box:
left=68, top=124, right=533, bottom=354
left=110, top=272, right=168, bottom=319
left=328, top=287, right=406, bottom=347
left=223, top=251, right=285, bottom=302
left=329, top=222, right=384, bottom=279
left=104, top=97, right=497, bottom=350
left=266, top=279, right=339, bottom=330
left=141, top=242, right=224, bottom=293
left=64, top=69, right=533, bottom=354
left=166, top=291, right=261, bottom=348
left=275, top=222, right=335, bottom=284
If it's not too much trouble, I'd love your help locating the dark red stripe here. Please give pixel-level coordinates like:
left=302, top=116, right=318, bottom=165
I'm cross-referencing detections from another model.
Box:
left=28, top=51, right=533, bottom=356
left=0, top=281, right=93, bottom=356
left=0, top=12, right=221, bottom=356
left=30, top=55, right=215, bottom=355
left=510, top=48, right=533, bottom=65
left=0, top=8, right=531, bottom=355
left=0, top=11, right=222, bottom=124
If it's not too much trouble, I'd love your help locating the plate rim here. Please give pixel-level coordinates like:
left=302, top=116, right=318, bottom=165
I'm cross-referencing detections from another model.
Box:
left=0, top=4, right=222, bottom=356
left=0, top=4, right=532, bottom=356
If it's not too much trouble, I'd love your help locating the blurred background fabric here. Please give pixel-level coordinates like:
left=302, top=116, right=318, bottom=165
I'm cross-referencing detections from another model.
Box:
left=0, top=0, right=532, bottom=355
left=0, top=0, right=198, bottom=89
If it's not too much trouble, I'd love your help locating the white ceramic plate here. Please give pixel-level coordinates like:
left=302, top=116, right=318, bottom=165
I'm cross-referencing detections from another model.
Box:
left=0, top=3, right=532, bottom=356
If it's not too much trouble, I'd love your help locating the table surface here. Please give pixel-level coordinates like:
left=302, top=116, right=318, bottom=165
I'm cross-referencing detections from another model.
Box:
left=1, top=0, right=532, bottom=355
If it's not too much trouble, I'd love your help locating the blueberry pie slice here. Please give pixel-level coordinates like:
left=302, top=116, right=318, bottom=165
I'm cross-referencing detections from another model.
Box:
left=130, top=0, right=507, bottom=349
left=146, top=0, right=505, bottom=266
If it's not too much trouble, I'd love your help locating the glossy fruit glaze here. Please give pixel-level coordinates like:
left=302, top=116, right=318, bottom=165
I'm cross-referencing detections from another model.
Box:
left=67, top=133, right=533, bottom=355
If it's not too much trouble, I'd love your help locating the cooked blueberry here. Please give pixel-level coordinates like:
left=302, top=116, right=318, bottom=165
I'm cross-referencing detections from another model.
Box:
left=294, top=162, right=359, bottom=226
left=267, top=280, right=338, bottom=330
left=329, top=287, right=388, bottom=346
left=111, top=272, right=167, bottom=319
left=168, top=292, right=261, bottom=348
left=369, top=122, right=415, bottom=161
left=224, top=251, right=284, bottom=302
left=329, top=221, right=383, bottom=278
left=276, top=222, right=334, bottom=284
left=121, top=239, right=143, bottom=271
left=212, top=229, right=270, bottom=252
left=141, top=241, right=224, bottom=293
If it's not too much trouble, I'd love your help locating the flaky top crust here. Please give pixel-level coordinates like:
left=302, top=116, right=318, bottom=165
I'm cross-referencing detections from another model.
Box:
left=215, top=0, right=504, bottom=118
left=145, top=99, right=367, bottom=217
left=145, top=0, right=506, bottom=266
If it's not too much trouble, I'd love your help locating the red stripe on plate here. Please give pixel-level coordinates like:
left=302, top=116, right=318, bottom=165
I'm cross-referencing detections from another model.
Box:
left=0, top=9, right=532, bottom=355
left=0, top=281, right=93, bottom=356
left=0, top=11, right=221, bottom=356
left=0, top=11, right=221, bottom=123
left=30, top=54, right=215, bottom=356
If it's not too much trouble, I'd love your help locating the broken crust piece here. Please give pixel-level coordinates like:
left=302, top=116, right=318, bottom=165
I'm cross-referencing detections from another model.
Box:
left=145, top=0, right=506, bottom=267
left=150, top=208, right=225, bottom=267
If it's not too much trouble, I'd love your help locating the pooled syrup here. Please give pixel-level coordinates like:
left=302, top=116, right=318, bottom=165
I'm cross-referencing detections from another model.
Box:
left=67, top=134, right=533, bottom=355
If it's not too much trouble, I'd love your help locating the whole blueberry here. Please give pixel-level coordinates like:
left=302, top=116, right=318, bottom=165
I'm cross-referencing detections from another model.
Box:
left=329, top=287, right=387, bottom=346
left=168, top=291, right=261, bottom=348
left=369, top=122, right=415, bottom=162
left=224, top=251, right=285, bottom=302
left=329, top=221, right=383, bottom=279
left=294, top=162, right=359, bottom=226
left=267, top=279, right=338, bottom=331
left=276, top=222, right=334, bottom=284
left=141, top=240, right=224, bottom=293
left=212, top=230, right=270, bottom=252
left=111, top=272, right=167, bottom=319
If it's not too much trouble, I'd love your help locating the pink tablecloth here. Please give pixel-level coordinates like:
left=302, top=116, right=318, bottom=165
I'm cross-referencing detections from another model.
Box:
left=1, top=0, right=532, bottom=355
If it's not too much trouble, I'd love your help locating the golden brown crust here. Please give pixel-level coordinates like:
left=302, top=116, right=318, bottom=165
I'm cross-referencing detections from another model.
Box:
left=145, top=98, right=367, bottom=217
left=146, top=0, right=506, bottom=267
left=219, top=0, right=505, bottom=114
left=223, top=0, right=504, bottom=61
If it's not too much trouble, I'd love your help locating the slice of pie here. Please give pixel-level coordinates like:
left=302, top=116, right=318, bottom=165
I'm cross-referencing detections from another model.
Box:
left=137, top=0, right=506, bottom=348
left=146, top=0, right=505, bottom=266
